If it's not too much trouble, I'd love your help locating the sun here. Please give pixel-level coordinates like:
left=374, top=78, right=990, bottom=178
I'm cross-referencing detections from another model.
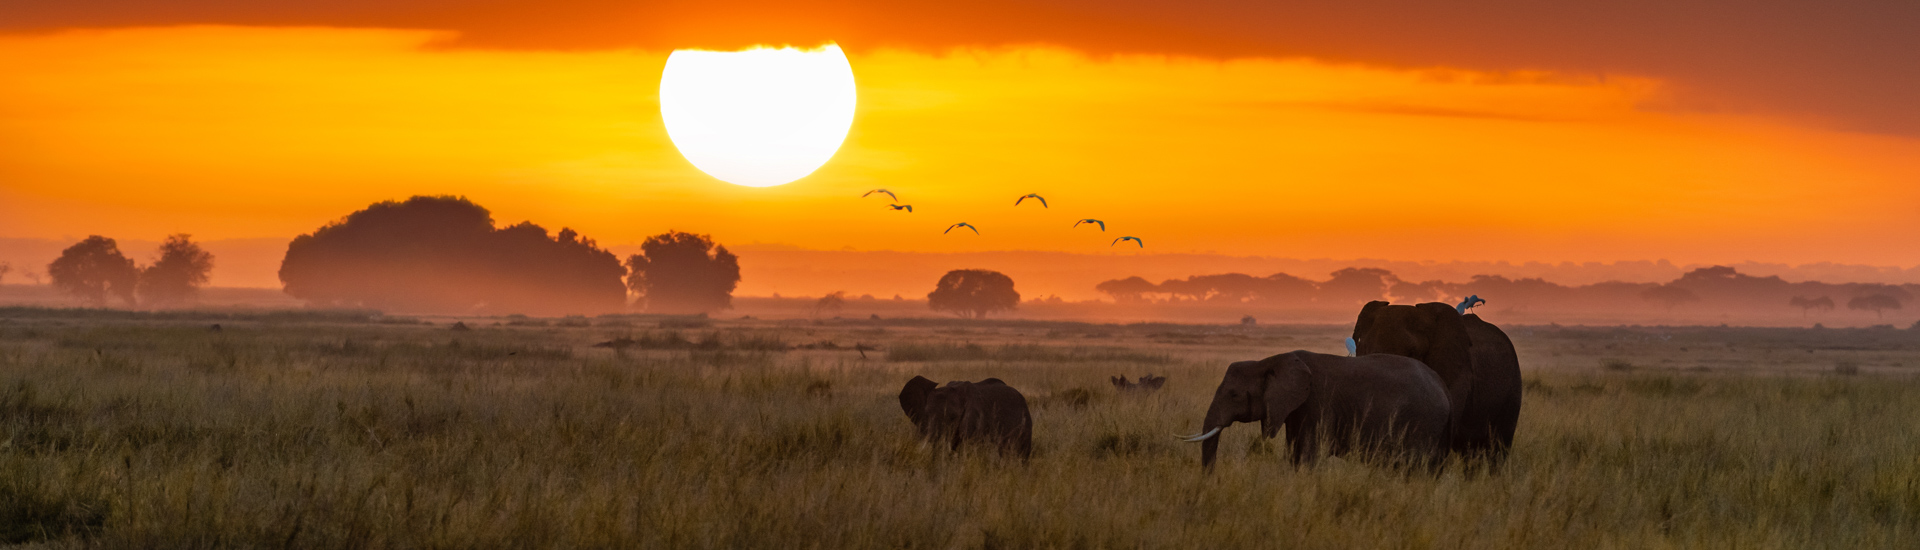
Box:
left=658, top=44, right=857, bottom=187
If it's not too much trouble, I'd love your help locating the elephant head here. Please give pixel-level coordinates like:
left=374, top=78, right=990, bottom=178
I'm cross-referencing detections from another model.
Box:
left=1351, top=301, right=1475, bottom=407
left=899, top=375, right=954, bottom=441
left=1188, top=356, right=1311, bottom=468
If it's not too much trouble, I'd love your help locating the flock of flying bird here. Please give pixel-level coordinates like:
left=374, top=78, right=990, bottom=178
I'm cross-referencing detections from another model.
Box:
left=862, top=188, right=1146, bottom=248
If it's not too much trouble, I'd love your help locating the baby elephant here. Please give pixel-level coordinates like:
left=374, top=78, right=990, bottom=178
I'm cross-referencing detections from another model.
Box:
left=899, top=376, right=1033, bottom=459
left=1184, top=351, right=1450, bottom=471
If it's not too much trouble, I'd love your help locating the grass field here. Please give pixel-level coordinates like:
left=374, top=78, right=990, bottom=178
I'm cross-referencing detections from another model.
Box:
left=2, top=311, right=1919, bottom=548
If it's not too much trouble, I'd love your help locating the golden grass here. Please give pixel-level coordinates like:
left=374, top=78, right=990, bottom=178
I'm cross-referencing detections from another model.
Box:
left=1, top=316, right=1917, bottom=548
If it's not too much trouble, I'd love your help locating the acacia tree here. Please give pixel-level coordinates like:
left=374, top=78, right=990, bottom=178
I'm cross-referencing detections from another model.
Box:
left=1094, top=276, right=1156, bottom=303
left=625, top=231, right=741, bottom=314
left=928, top=269, right=1020, bottom=319
left=138, top=234, right=216, bottom=307
left=1788, top=295, right=1836, bottom=318
left=48, top=236, right=140, bottom=307
left=1848, top=295, right=1903, bottom=319
left=813, top=291, right=846, bottom=318
left=0, top=262, right=10, bottom=285
left=1640, top=285, right=1698, bottom=313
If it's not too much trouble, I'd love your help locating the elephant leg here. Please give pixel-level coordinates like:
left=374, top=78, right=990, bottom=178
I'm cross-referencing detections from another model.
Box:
left=1485, top=390, right=1523, bottom=469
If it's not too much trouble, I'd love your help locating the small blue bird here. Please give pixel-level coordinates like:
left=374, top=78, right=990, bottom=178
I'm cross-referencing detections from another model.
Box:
left=945, top=222, right=979, bottom=235
left=1073, top=219, right=1106, bottom=231
left=1456, top=294, right=1486, bottom=314
left=1112, top=236, right=1144, bottom=248
left=1015, top=193, right=1048, bottom=208
left=863, top=189, right=898, bottom=201
left=1344, top=336, right=1358, bottom=357
left=888, top=204, right=913, bottom=213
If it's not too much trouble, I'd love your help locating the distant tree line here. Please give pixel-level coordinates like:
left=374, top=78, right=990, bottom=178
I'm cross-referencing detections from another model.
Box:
left=278, top=196, right=741, bottom=316
left=44, top=234, right=215, bottom=308
left=1096, top=265, right=1913, bottom=317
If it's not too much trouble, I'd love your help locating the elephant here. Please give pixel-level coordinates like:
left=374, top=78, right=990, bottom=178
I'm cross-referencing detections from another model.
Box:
left=898, top=376, right=1033, bottom=459
left=1185, top=351, right=1451, bottom=470
left=1351, top=301, right=1522, bottom=468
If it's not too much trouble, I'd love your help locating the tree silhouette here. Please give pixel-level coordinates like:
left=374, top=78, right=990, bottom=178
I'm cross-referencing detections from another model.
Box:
left=1640, top=285, right=1698, bottom=313
left=0, top=262, right=9, bottom=285
left=1848, top=295, right=1902, bottom=319
left=813, top=291, right=846, bottom=318
left=138, top=234, right=215, bottom=307
left=1788, top=295, right=1835, bottom=317
left=1320, top=267, right=1399, bottom=305
left=48, top=236, right=140, bottom=307
left=279, top=196, right=626, bottom=315
left=1093, top=275, right=1153, bottom=302
left=928, top=269, right=1020, bottom=319
left=625, top=231, right=741, bottom=314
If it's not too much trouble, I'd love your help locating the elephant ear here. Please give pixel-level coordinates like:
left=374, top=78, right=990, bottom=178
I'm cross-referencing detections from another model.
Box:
left=1416, top=302, right=1477, bottom=388
left=1354, top=300, right=1390, bottom=342
left=1259, top=354, right=1313, bottom=439
left=899, top=375, right=938, bottom=427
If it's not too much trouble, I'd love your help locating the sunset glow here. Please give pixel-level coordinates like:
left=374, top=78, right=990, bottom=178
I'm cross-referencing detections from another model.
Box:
left=0, top=26, right=1917, bottom=296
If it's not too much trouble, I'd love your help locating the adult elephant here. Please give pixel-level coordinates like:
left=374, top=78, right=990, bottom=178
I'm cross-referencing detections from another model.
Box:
left=1351, top=301, right=1522, bottom=467
left=898, top=376, right=1033, bottom=459
left=1184, top=351, right=1450, bottom=470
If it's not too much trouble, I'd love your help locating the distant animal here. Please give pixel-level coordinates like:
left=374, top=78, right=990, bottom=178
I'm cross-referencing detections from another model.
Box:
left=1352, top=301, right=1522, bottom=469
left=945, top=222, right=979, bottom=235
left=1456, top=294, right=1486, bottom=314
left=450, top=321, right=472, bottom=332
left=1073, top=219, right=1106, bottom=231
left=1111, top=236, right=1144, bottom=248
left=863, top=189, right=899, bottom=201
left=1112, top=374, right=1166, bottom=393
left=1015, top=193, right=1048, bottom=208
left=592, top=337, right=637, bottom=349
left=208, top=324, right=222, bottom=332
left=1183, top=351, right=1450, bottom=471
left=1138, top=374, right=1166, bottom=390
left=899, top=376, right=1033, bottom=459
left=888, top=204, right=913, bottom=212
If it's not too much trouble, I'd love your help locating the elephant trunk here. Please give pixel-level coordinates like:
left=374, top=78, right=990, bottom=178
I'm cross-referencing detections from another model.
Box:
left=1195, top=401, right=1234, bottom=470
left=1201, top=432, right=1222, bottom=470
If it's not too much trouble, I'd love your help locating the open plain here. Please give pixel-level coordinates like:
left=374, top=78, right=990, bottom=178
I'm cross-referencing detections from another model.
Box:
left=3, top=308, right=1919, bottom=548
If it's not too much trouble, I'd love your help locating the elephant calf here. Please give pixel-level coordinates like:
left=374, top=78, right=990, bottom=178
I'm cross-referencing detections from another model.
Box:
left=1185, top=351, right=1450, bottom=470
left=898, top=376, right=1033, bottom=459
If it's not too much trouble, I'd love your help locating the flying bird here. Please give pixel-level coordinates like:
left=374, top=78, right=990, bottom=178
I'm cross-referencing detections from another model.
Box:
left=1073, top=219, right=1106, bottom=231
left=888, top=204, right=913, bottom=213
left=862, top=189, right=898, bottom=201
left=1112, top=236, right=1144, bottom=248
left=1015, top=193, right=1048, bottom=208
left=945, top=223, right=979, bottom=235
left=1456, top=294, right=1486, bottom=314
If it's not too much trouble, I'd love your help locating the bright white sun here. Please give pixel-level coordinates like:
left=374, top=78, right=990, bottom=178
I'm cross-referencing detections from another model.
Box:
left=659, top=44, right=857, bottom=187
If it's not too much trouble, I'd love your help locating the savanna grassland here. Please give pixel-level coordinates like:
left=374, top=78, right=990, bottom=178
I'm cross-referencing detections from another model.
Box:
left=3, top=309, right=1920, bottom=548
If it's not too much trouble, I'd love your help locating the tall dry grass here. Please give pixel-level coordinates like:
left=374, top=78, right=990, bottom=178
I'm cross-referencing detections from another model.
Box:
left=0, top=316, right=1917, bottom=548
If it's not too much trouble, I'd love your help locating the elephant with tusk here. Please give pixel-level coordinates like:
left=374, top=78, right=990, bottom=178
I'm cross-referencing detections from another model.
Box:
left=899, top=376, right=1033, bottom=460
left=1184, top=351, right=1450, bottom=471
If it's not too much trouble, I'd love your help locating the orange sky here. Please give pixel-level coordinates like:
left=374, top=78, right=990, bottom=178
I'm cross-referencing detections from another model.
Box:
left=1, top=25, right=1918, bottom=271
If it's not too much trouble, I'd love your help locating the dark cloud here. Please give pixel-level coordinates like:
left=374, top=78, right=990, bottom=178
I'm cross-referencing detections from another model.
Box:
left=8, top=0, right=1918, bottom=135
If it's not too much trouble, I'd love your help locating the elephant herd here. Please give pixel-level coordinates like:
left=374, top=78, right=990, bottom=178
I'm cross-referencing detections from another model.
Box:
left=897, top=300, right=1523, bottom=471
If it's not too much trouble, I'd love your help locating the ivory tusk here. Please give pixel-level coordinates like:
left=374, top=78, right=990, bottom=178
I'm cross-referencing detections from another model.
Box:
left=1182, top=427, right=1223, bottom=442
